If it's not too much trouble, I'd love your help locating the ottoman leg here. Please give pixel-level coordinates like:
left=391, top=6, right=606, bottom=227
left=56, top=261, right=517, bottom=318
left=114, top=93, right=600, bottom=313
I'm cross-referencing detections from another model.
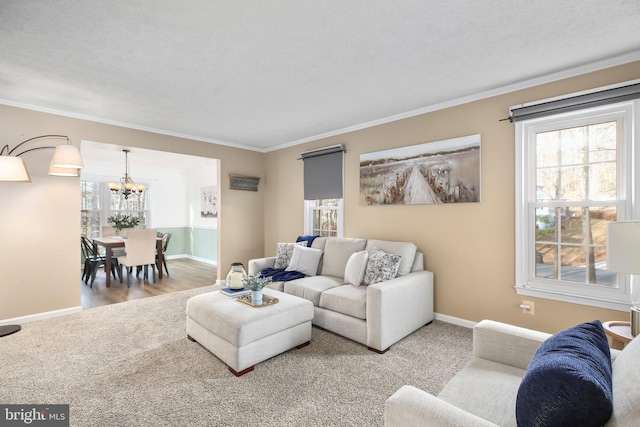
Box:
left=229, top=365, right=254, bottom=377
left=296, top=341, right=310, bottom=349
left=187, top=335, right=196, bottom=342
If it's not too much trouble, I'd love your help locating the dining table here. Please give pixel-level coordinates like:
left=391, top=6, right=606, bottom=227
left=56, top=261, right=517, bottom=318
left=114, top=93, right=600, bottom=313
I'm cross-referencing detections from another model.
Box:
left=92, top=236, right=164, bottom=287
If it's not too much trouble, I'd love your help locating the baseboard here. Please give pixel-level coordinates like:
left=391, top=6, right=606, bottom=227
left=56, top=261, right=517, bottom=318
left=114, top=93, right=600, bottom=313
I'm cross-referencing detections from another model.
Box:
left=434, top=312, right=476, bottom=329
left=0, top=306, right=82, bottom=326
left=166, top=254, right=217, bottom=266
left=3, top=308, right=470, bottom=329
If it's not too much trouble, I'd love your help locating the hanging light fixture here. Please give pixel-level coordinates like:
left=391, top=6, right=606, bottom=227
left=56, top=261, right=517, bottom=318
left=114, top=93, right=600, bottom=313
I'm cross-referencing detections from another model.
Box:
left=0, top=134, right=83, bottom=182
left=107, top=149, right=145, bottom=199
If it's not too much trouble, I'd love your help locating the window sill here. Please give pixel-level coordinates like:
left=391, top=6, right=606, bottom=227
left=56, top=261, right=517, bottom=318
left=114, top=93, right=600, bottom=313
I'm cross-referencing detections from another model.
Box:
left=515, top=285, right=629, bottom=312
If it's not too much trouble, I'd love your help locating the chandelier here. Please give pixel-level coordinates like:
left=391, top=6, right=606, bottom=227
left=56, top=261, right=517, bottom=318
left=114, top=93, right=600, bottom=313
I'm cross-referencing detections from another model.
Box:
left=107, top=149, right=144, bottom=199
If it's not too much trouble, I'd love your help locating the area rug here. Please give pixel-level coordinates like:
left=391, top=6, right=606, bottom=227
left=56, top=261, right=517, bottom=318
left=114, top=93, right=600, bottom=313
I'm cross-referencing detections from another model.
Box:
left=0, top=287, right=472, bottom=426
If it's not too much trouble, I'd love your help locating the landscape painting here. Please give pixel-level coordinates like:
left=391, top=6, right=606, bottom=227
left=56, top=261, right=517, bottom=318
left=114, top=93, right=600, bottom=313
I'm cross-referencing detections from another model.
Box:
left=360, top=134, right=481, bottom=205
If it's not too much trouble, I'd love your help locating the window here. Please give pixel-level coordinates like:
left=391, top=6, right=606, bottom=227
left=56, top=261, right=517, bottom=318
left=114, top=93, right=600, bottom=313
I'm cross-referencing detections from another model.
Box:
left=301, top=145, right=345, bottom=237
left=304, top=199, right=343, bottom=237
left=515, top=100, right=638, bottom=311
left=81, top=180, right=150, bottom=237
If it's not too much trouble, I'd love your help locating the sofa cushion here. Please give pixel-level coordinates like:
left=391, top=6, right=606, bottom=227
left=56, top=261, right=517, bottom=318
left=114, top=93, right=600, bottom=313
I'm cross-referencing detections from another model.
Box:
left=344, top=250, right=368, bottom=286
left=284, top=275, right=343, bottom=306
left=310, top=236, right=327, bottom=251
left=364, top=248, right=401, bottom=285
left=265, top=281, right=285, bottom=292
left=285, top=245, right=323, bottom=276
left=516, top=320, right=613, bottom=427
left=319, top=285, right=367, bottom=320
left=320, top=238, right=367, bottom=279
left=438, top=358, right=525, bottom=427
left=274, top=241, right=307, bottom=269
left=365, top=239, right=417, bottom=276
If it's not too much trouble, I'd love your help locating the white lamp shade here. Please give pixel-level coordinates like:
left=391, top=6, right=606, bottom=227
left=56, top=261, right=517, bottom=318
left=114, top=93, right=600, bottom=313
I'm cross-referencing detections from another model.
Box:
left=607, top=222, right=640, bottom=274
left=50, top=144, right=84, bottom=169
left=0, top=156, right=30, bottom=182
left=48, top=164, right=80, bottom=177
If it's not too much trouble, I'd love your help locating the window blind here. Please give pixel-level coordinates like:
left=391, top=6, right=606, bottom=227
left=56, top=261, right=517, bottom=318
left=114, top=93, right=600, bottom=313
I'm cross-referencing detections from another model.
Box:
left=509, top=82, right=640, bottom=122
left=301, top=144, right=345, bottom=200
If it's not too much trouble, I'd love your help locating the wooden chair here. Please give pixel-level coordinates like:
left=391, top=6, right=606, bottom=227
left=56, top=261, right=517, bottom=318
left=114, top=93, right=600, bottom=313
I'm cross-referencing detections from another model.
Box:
left=156, top=232, right=172, bottom=276
left=117, top=229, right=157, bottom=287
left=81, top=236, right=120, bottom=288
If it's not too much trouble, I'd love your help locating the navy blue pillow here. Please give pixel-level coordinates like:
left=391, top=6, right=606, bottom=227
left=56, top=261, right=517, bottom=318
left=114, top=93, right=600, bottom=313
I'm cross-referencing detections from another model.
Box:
left=515, top=320, right=612, bottom=427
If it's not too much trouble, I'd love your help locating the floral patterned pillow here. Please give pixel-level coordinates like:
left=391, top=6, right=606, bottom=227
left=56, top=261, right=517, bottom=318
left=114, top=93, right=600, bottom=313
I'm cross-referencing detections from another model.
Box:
left=274, top=241, right=308, bottom=269
left=364, top=248, right=402, bottom=285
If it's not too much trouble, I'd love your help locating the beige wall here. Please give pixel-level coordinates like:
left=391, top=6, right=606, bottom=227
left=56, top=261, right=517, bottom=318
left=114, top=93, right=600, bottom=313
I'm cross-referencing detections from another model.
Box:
left=2, top=61, right=639, bottom=331
left=0, top=105, right=265, bottom=321
left=264, top=61, right=640, bottom=334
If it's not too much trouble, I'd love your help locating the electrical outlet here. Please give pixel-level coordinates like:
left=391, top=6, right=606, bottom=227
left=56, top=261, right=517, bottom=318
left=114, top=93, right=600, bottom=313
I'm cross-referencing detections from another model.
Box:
left=521, top=300, right=535, bottom=315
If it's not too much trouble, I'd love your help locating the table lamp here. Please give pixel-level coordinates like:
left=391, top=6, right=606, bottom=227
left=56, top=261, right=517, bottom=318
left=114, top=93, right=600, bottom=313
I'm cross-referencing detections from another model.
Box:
left=606, top=221, right=640, bottom=336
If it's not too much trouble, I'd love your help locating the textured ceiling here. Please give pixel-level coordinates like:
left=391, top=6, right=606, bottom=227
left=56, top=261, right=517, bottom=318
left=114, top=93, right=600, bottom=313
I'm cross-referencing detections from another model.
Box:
left=1, top=1, right=640, bottom=151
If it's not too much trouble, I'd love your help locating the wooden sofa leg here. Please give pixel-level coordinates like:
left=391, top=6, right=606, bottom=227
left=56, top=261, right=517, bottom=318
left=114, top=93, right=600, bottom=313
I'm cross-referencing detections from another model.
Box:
left=229, top=365, right=254, bottom=377
left=296, top=341, right=310, bottom=349
left=368, top=346, right=389, bottom=354
left=187, top=335, right=196, bottom=342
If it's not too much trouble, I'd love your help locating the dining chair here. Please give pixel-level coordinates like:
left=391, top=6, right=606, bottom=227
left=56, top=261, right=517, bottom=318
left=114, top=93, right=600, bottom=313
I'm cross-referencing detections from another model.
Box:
left=102, top=225, right=117, bottom=237
left=117, top=229, right=157, bottom=287
left=156, top=232, right=172, bottom=276
left=102, top=225, right=126, bottom=256
left=81, top=236, right=120, bottom=288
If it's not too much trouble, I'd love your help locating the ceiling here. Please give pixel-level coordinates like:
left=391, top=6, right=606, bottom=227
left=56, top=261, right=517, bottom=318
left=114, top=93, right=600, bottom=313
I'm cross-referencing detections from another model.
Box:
left=1, top=1, right=640, bottom=152
left=81, top=141, right=217, bottom=173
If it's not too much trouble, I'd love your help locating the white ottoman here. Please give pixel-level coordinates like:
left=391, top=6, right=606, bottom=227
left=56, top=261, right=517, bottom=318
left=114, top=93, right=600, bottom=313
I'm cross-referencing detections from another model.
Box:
left=186, top=289, right=314, bottom=376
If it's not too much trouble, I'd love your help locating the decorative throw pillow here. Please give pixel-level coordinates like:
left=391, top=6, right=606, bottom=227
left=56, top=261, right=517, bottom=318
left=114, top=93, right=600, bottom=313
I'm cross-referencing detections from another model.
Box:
left=344, top=250, right=369, bottom=286
left=516, top=320, right=613, bottom=427
left=274, top=241, right=307, bottom=269
left=363, top=248, right=401, bottom=285
left=285, top=245, right=323, bottom=276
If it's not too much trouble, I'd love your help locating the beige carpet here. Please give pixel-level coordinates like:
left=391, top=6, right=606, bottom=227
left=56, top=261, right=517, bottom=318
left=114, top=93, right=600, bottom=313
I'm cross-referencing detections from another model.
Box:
left=0, top=287, right=472, bottom=426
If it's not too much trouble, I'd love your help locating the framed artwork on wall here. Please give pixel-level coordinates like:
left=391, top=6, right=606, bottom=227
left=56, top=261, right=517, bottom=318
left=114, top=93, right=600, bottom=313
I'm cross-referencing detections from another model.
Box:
left=360, top=134, right=481, bottom=205
left=201, top=186, right=217, bottom=218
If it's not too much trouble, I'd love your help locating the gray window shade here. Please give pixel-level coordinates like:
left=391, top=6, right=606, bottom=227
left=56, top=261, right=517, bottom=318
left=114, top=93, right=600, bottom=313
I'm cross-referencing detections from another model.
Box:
left=510, top=82, right=640, bottom=122
left=302, top=145, right=344, bottom=200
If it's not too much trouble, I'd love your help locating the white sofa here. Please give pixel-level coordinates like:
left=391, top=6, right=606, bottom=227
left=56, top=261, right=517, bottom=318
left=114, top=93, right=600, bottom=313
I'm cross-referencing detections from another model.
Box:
left=385, top=319, right=640, bottom=427
left=248, top=237, right=434, bottom=353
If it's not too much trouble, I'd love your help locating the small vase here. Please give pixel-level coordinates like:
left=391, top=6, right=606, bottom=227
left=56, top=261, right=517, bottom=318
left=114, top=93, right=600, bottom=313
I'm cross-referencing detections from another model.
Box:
left=251, top=290, right=263, bottom=306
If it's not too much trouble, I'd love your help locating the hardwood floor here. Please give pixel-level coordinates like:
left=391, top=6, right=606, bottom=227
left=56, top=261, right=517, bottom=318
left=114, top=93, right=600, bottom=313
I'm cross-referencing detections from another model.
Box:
left=81, top=258, right=217, bottom=309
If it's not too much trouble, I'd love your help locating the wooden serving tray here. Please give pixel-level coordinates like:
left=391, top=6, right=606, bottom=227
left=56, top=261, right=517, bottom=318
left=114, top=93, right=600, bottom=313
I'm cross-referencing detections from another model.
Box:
left=236, top=294, right=279, bottom=308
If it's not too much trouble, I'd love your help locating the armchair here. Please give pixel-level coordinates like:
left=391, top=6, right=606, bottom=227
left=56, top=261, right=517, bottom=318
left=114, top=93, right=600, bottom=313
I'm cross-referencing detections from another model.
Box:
left=385, top=319, right=640, bottom=426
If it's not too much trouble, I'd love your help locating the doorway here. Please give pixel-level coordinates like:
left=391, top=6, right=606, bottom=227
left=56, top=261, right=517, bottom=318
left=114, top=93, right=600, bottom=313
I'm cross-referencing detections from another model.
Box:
left=79, top=141, right=219, bottom=308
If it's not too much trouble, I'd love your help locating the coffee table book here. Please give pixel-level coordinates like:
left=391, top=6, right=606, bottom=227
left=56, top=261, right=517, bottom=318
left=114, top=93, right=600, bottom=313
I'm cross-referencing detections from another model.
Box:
left=219, top=287, right=250, bottom=298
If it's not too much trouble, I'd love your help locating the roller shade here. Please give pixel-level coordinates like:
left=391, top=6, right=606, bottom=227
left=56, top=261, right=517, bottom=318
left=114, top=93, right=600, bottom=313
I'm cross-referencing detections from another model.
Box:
left=509, top=82, right=640, bottom=122
left=302, top=144, right=345, bottom=200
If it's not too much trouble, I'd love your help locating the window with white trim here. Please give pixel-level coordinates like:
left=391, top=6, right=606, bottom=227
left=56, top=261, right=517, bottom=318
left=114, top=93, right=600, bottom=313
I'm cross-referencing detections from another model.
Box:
left=301, top=145, right=345, bottom=238
left=304, top=199, right=343, bottom=237
left=515, top=101, right=638, bottom=311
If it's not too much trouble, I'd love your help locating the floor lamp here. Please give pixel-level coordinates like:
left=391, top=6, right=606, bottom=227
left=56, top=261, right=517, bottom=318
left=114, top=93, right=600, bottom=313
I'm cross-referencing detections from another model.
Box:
left=607, top=221, right=640, bottom=336
left=0, top=325, right=21, bottom=337
left=1, top=135, right=83, bottom=337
